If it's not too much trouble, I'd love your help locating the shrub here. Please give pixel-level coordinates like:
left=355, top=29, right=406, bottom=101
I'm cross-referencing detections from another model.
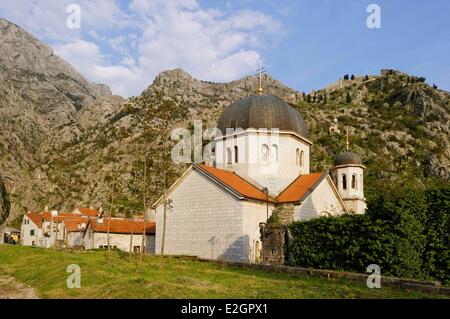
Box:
left=288, top=185, right=450, bottom=284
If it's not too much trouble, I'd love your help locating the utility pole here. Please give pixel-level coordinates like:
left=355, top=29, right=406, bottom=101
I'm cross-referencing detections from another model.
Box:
left=107, top=161, right=115, bottom=259
left=159, top=170, right=167, bottom=270
left=129, top=215, right=134, bottom=261
left=139, top=131, right=148, bottom=267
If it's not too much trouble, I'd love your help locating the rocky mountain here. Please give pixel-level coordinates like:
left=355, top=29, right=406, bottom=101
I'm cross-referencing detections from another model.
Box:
left=299, top=69, right=450, bottom=194
left=0, top=18, right=114, bottom=224
left=1, top=18, right=449, bottom=225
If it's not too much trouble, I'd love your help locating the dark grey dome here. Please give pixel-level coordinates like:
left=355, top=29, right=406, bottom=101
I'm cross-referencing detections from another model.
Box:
left=217, top=95, right=309, bottom=139
left=334, top=151, right=362, bottom=166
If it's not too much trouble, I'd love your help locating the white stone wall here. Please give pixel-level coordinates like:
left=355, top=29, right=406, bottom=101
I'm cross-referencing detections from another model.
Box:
left=294, top=177, right=346, bottom=221
left=20, top=217, right=41, bottom=246
left=67, top=231, right=85, bottom=247
left=215, top=131, right=310, bottom=196
left=343, top=198, right=367, bottom=215
left=91, top=232, right=155, bottom=253
left=83, top=228, right=94, bottom=249
left=39, top=220, right=65, bottom=248
left=241, top=200, right=275, bottom=262
left=155, top=169, right=250, bottom=261
left=331, top=165, right=366, bottom=214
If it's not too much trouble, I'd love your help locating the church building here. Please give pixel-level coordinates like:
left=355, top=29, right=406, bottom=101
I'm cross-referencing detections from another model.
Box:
left=153, top=93, right=366, bottom=263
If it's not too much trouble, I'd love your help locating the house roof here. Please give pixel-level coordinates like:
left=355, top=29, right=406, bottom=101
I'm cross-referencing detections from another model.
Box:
left=194, top=163, right=276, bottom=203
left=63, top=218, right=90, bottom=232
left=153, top=164, right=343, bottom=209
left=89, top=218, right=156, bottom=235
left=41, top=211, right=76, bottom=222
left=277, top=172, right=326, bottom=203
left=74, top=207, right=99, bottom=217
left=25, top=212, right=43, bottom=227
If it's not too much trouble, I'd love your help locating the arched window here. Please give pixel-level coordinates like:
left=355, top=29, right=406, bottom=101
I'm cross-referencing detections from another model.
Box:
left=226, top=147, right=232, bottom=164
left=300, top=150, right=304, bottom=167
left=234, top=145, right=238, bottom=163
left=342, top=174, right=347, bottom=190
left=271, top=144, right=278, bottom=162
left=352, top=174, right=357, bottom=189
left=296, top=149, right=300, bottom=165
left=261, top=144, right=269, bottom=163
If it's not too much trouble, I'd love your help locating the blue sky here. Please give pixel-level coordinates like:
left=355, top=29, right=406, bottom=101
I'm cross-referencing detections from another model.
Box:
left=1, top=0, right=449, bottom=96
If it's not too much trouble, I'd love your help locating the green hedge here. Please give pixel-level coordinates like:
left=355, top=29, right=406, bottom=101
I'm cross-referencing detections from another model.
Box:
left=288, top=185, right=450, bottom=284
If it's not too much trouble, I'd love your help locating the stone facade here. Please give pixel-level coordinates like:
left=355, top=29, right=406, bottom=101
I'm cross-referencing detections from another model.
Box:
left=84, top=230, right=155, bottom=253
left=155, top=168, right=275, bottom=262
left=154, top=167, right=350, bottom=263
left=215, top=131, right=311, bottom=196
left=331, top=164, right=366, bottom=214
left=20, top=215, right=41, bottom=246
left=294, top=176, right=347, bottom=220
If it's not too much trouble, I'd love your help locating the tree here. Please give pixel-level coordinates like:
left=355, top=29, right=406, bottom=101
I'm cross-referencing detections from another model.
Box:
left=343, top=74, right=349, bottom=80
left=105, top=159, right=118, bottom=260
left=126, top=91, right=188, bottom=268
left=345, top=92, right=352, bottom=104
left=350, top=74, right=355, bottom=80
left=364, top=75, right=369, bottom=81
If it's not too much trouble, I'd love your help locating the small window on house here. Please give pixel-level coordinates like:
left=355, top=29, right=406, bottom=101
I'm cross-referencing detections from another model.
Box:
left=226, top=147, right=232, bottom=164
left=261, top=144, right=269, bottom=163
left=234, top=145, right=238, bottom=163
left=300, top=150, right=304, bottom=167
left=352, top=174, right=357, bottom=189
left=342, top=174, right=347, bottom=190
left=30, top=229, right=35, bottom=236
left=133, top=245, right=141, bottom=253
left=271, top=144, right=278, bottom=162
left=296, top=149, right=300, bottom=165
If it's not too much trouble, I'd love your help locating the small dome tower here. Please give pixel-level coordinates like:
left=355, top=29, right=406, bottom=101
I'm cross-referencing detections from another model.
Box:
left=331, top=131, right=366, bottom=214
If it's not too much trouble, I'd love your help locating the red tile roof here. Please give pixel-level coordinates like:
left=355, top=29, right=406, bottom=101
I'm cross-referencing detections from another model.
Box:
left=74, top=207, right=99, bottom=217
left=63, top=218, right=90, bottom=232
left=41, top=211, right=76, bottom=222
left=277, top=173, right=326, bottom=203
left=195, top=164, right=275, bottom=203
left=90, top=218, right=156, bottom=235
left=25, top=212, right=43, bottom=227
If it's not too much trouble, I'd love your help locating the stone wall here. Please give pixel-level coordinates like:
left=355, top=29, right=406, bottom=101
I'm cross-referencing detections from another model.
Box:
left=155, top=168, right=275, bottom=263
left=200, top=259, right=450, bottom=296
left=294, top=177, right=346, bottom=220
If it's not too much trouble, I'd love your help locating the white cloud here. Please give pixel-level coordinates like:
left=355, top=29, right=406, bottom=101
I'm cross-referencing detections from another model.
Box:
left=0, top=0, right=283, bottom=97
left=54, top=40, right=139, bottom=96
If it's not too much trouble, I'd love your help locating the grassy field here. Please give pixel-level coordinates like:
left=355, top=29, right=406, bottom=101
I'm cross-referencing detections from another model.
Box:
left=0, top=245, right=446, bottom=299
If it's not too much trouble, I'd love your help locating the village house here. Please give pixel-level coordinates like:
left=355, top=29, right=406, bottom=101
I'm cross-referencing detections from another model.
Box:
left=0, top=225, right=20, bottom=244
left=83, top=218, right=155, bottom=253
left=20, top=208, right=156, bottom=253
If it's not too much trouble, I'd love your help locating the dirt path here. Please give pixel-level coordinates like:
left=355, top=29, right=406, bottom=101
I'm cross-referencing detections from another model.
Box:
left=0, top=275, right=39, bottom=299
